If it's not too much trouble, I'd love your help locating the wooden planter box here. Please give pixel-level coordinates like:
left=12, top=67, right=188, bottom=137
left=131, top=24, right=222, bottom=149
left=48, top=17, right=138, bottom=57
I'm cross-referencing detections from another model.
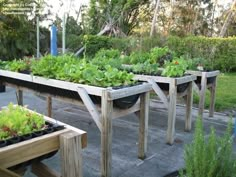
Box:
left=186, top=70, right=220, bottom=117
left=0, top=69, right=152, bottom=177
left=134, top=74, right=196, bottom=145
left=0, top=107, right=87, bottom=177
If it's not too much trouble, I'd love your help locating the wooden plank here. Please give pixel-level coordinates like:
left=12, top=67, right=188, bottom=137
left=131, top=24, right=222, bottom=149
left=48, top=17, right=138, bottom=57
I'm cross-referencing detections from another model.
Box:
left=27, top=110, right=87, bottom=149
left=0, top=129, right=70, bottom=168
left=108, top=83, right=152, bottom=100
left=47, top=96, right=52, bottom=117
left=101, top=90, right=113, bottom=177
left=31, top=162, right=60, bottom=177
left=112, top=102, right=140, bottom=119
left=0, top=167, right=21, bottom=177
left=175, top=75, right=196, bottom=85
left=148, top=79, right=168, bottom=108
left=134, top=74, right=172, bottom=83
left=205, top=70, right=220, bottom=78
left=186, top=70, right=220, bottom=77
left=185, top=81, right=193, bottom=131
left=60, top=132, right=83, bottom=177
left=77, top=87, right=102, bottom=132
left=198, top=72, right=207, bottom=117
left=16, top=90, right=23, bottom=106
left=0, top=70, right=104, bottom=96
left=166, top=80, right=177, bottom=145
left=138, top=92, right=150, bottom=159
left=209, top=76, right=217, bottom=117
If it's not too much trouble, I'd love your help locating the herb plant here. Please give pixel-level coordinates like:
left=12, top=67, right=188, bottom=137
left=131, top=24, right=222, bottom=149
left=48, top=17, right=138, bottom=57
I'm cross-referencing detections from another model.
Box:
left=0, top=103, right=46, bottom=140
left=180, top=118, right=236, bottom=177
left=4, top=58, right=32, bottom=72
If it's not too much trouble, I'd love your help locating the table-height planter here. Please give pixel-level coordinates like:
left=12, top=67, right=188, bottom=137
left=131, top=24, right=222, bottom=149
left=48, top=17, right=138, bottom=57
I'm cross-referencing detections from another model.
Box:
left=0, top=106, right=87, bottom=177
left=186, top=70, right=220, bottom=117
left=0, top=69, right=152, bottom=177
left=134, top=74, right=196, bottom=145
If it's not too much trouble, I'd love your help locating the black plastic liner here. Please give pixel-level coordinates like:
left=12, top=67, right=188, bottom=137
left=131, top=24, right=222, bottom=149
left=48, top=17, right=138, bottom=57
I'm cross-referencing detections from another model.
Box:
left=195, top=76, right=216, bottom=85
left=1, top=76, right=141, bottom=109
left=158, top=82, right=189, bottom=93
left=0, top=76, right=82, bottom=100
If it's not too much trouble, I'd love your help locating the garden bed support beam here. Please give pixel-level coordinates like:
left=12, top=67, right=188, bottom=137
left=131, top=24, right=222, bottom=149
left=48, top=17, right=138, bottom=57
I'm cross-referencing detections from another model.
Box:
left=60, top=132, right=83, bottom=177
left=77, top=87, right=102, bottom=131
left=185, top=81, right=193, bottom=131
left=138, top=92, right=150, bottom=159
left=101, top=90, right=113, bottom=177
left=166, top=80, right=177, bottom=145
left=187, top=70, right=220, bottom=118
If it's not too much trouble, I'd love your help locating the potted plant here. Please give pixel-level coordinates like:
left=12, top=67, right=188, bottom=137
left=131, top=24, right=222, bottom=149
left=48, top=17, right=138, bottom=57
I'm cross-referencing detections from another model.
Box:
left=163, top=117, right=236, bottom=177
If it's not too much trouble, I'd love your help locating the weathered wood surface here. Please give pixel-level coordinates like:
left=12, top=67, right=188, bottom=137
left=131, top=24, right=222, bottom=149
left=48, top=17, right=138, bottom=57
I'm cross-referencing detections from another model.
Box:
left=134, top=74, right=196, bottom=144
left=134, top=74, right=196, bottom=85
left=0, top=70, right=152, bottom=177
left=138, top=92, right=150, bottom=159
left=187, top=70, right=220, bottom=77
left=0, top=167, right=21, bottom=177
left=101, top=90, right=113, bottom=177
left=60, top=132, right=83, bottom=177
left=31, top=162, right=60, bottom=177
left=187, top=70, right=220, bottom=117
left=0, top=129, right=70, bottom=168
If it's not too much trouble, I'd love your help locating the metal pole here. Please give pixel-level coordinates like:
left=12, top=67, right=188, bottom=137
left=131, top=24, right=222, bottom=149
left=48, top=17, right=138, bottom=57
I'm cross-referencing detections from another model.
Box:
left=62, top=13, right=66, bottom=54
left=50, top=24, right=58, bottom=56
left=36, top=16, right=40, bottom=58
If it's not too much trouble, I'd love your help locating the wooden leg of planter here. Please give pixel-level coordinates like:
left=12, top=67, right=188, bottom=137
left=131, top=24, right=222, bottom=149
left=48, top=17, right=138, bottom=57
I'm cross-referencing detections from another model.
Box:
left=0, top=167, right=21, bottom=177
left=166, top=81, right=177, bottom=145
left=16, top=90, right=23, bottom=106
left=101, top=90, right=113, bottom=177
left=32, top=162, right=60, bottom=177
left=198, top=73, right=207, bottom=118
left=209, top=78, right=217, bottom=117
left=60, top=132, right=83, bottom=177
left=138, top=92, right=150, bottom=159
left=185, top=81, right=193, bottom=131
left=47, top=96, right=52, bottom=117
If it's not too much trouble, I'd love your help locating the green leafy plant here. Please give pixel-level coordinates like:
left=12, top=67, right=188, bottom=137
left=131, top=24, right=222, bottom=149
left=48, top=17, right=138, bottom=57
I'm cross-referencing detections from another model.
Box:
left=31, top=55, right=135, bottom=88
left=0, top=103, right=45, bottom=140
left=4, top=58, right=32, bottom=72
left=180, top=118, right=236, bottom=177
left=161, top=57, right=188, bottom=77
left=126, top=62, right=160, bottom=75
left=149, top=47, right=173, bottom=65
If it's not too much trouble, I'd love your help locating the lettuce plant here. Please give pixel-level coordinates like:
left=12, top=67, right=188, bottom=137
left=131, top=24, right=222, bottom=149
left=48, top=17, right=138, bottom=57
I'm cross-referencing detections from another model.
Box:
left=0, top=103, right=45, bottom=140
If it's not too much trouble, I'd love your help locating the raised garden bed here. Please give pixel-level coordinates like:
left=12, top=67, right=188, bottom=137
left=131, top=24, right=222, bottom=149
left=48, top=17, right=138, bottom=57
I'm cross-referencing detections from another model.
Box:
left=134, top=74, right=196, bottom=145
left=186, top=70, right=220, bottom=117
left=0, top=105, right=87, bottom=177
left=0, top=69, right=152, bottom=177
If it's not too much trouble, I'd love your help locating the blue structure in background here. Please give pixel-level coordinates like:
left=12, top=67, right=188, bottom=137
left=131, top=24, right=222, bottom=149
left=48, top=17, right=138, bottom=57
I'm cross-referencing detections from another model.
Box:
left=50, top=24, right=57, bottom=56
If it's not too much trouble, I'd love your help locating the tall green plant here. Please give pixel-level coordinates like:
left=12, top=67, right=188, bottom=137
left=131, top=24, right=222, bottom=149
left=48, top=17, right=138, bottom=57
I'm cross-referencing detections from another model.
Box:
left=180, top=118, right=236, bottom=177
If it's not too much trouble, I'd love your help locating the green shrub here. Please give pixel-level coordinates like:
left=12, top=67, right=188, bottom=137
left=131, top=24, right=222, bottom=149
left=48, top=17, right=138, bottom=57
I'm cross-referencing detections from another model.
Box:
left=180, top=118, right=236, bottom=177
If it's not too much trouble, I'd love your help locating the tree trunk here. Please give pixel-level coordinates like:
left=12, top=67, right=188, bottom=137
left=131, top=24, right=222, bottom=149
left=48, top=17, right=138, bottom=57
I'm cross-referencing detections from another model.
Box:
left=150, top=0, right=161, bottom=37
left=209, top=0, right=236, bottom=59
left=219, top=0, right=236, bottom=37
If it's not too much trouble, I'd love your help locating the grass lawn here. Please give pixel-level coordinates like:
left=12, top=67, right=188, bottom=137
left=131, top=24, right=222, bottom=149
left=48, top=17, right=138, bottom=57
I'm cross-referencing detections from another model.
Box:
left=193, top=72, right=236, bottom=112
